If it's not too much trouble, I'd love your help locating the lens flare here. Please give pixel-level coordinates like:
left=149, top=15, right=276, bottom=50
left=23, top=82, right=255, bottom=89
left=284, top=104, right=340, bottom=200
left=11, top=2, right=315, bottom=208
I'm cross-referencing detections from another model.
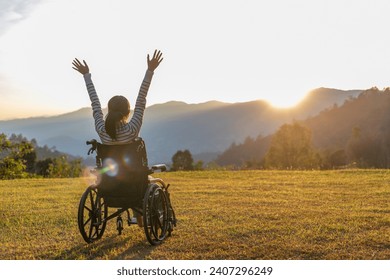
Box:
left=123, top=155, right=131, bottom=167
left=101, top=158, right=119, bottom=177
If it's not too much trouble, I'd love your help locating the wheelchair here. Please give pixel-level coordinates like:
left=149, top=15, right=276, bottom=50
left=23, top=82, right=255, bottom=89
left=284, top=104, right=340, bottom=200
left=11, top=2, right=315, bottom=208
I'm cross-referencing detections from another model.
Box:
left=77, top=138, right=176, bottom=245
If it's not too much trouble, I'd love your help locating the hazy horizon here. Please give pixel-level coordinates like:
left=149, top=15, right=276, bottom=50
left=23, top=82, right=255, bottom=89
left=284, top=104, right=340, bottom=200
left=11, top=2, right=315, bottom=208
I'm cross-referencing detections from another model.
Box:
left=0, top=86, right=364, bottom=121
left=1, top=0, right=390, bottom=120
left=0, top=96, right=289, bottom=121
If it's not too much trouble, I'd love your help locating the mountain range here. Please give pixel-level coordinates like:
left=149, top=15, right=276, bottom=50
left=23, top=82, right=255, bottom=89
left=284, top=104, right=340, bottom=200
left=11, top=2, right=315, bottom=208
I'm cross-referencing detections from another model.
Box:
left=0, top=88, right=362, bottom=165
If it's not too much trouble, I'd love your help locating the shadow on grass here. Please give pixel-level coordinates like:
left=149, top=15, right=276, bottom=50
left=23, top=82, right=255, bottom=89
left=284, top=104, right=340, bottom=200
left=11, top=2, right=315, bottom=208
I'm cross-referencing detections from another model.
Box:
left=39, top=234, right=156, bottom=260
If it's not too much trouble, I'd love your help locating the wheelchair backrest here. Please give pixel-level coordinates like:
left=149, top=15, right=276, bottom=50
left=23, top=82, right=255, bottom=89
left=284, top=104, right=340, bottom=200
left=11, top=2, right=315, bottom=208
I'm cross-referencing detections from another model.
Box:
left=94, top=138, right=150, bottom=207
left=96, top=138, right=149, bottom=174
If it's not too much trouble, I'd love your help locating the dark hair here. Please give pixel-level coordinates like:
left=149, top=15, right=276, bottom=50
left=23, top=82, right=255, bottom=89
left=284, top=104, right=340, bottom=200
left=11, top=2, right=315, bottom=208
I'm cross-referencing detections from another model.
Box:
left=105, top=95, right=130, bottom=140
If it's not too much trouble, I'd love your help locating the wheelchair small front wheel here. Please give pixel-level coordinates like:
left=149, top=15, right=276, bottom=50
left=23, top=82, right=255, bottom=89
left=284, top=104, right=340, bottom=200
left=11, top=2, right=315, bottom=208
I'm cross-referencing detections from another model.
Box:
left=168, top=206, right=176, bottom=237
left=116, top=216, right=123, bottom=235
left=143, top=184, right=169, bottom=245
left=78, top=185, right=107, bottom=243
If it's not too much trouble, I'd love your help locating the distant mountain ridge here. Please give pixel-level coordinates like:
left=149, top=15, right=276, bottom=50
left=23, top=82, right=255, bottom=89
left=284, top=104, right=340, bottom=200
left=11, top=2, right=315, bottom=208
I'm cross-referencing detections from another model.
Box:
left=216, top=87, right=390, bottom=168
left=0, top=88, right=362, bottom=164
left=305, top=87, right=390, bottom=150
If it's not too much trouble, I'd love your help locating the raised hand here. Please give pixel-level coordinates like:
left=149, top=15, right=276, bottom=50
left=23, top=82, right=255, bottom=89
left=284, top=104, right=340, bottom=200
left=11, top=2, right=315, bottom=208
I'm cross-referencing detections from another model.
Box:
left=72, top=58, right=89, bottom=75
left=147, top=50, right=163, bottom=72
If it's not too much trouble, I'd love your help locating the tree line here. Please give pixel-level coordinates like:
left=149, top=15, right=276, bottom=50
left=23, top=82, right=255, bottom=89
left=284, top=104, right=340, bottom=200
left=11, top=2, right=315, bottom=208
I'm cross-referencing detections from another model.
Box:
left=177, top=121, right=390, bottom=171
left=0, top=133, right=82, bottom=179
left=172, top=122, right=322, bottom=170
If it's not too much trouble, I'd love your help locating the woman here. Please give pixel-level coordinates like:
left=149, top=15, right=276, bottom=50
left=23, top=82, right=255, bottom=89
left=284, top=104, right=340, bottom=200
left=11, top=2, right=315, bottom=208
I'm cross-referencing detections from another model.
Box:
left=72, top=50, right=163, bottom=226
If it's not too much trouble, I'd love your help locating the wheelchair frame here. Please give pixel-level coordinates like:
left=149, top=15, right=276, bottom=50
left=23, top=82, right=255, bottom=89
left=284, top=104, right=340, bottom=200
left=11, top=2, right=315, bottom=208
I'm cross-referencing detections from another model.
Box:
left=77, top=139, right=176, bottom=246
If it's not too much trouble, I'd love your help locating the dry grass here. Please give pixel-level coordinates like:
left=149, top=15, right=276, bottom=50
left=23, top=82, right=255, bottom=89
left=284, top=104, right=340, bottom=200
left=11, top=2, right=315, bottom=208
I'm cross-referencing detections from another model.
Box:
left=0, top=170, right=389, bottom=260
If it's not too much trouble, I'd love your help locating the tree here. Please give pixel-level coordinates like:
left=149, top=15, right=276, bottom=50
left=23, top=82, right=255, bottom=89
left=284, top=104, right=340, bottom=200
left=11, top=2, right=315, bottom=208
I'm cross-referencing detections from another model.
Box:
left=0, top=157, right=28, bottom=179
left=6, top=133, right=37, bottom=173
left=35, top=158, right=54, bottom=177
left=215, top=135, right=269, bottom=168
left=193, top=160, right=204, bottom=171
left=0, top=133, right=34, bottom=179
left=171, top=150, right=194, bottom=171
left=48, top=156, right=82, bottom=178
left=264, top=122, right=320, bottom=169
left=321, top=149, right=348, bottom=169
left=347, top=127, right=386, bottom=168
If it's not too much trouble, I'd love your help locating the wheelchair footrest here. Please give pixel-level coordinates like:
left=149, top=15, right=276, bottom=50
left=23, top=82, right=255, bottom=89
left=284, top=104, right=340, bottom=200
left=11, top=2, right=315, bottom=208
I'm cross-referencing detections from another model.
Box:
left=128, top=217, right=138, bottom=225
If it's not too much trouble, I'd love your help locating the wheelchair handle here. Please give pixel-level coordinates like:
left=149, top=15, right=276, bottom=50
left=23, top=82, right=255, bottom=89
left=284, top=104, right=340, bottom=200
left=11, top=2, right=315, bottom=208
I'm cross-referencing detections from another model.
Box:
left=151, top=164, right=167, bottom=172
left=86, top=139, right=98, bottom=155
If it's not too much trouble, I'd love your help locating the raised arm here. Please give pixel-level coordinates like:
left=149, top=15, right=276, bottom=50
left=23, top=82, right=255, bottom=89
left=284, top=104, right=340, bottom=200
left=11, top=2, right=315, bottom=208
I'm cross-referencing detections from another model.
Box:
left=72, top=58, right=105, bottom=135
left=129, top=50, right=164, bottom=135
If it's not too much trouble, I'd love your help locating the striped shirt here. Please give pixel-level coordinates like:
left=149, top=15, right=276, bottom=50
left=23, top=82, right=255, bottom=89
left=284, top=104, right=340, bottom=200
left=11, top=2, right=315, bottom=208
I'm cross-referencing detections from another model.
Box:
left=83, top=70, right=154, bottom=144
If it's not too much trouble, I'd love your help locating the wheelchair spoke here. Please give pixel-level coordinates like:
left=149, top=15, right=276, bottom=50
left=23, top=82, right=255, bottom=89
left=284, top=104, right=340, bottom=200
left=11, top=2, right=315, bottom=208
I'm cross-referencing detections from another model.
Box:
left=83, top=216, right=92, bottom=227
left=156, top=215, right=163, bottom=229
left=91, top=226, right=98, bottom=239
left=88, top=222, right=94, bottom=239
left=89, top=191, right=94, bottom=209
left=93, top=194, right=99, bottom=210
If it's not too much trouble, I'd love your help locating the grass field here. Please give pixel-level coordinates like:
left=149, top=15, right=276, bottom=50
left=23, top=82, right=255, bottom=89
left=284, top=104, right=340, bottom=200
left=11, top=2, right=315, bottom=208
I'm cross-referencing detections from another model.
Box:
left=0, top=170, right=389, bottom=260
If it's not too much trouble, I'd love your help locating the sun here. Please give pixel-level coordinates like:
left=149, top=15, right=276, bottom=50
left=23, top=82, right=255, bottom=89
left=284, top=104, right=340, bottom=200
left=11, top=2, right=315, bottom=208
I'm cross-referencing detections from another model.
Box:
left=265, top=93, right=307, bottom=109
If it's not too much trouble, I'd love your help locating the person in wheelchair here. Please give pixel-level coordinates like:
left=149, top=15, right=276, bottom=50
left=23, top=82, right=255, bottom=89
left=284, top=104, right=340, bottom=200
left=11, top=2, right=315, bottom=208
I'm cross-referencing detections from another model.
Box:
left=72, top=50, right=163, bottom=227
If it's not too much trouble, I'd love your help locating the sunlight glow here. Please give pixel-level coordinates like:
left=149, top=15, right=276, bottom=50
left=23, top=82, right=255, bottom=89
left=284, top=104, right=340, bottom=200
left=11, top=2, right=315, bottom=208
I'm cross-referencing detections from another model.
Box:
left=259, top=86, right=311, bottom=108
left=265, top=94, right=307, bottom=109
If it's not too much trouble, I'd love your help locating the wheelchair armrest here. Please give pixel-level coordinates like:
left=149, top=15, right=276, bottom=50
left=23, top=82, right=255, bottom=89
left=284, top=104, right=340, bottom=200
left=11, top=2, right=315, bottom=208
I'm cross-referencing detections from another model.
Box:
left=151, top=164, right=167, bottom=172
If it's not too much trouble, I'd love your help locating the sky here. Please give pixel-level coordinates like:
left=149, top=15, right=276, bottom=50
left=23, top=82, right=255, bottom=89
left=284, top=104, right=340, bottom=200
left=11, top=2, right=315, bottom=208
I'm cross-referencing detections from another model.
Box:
left=1, top=0, right=390, bottom=120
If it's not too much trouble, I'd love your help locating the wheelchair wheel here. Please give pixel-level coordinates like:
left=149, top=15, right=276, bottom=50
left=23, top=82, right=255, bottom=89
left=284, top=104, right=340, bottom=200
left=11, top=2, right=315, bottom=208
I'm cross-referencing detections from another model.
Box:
left=143, top=184, right=169, bottom=245
left=78, top=185, right=107, bottom=243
